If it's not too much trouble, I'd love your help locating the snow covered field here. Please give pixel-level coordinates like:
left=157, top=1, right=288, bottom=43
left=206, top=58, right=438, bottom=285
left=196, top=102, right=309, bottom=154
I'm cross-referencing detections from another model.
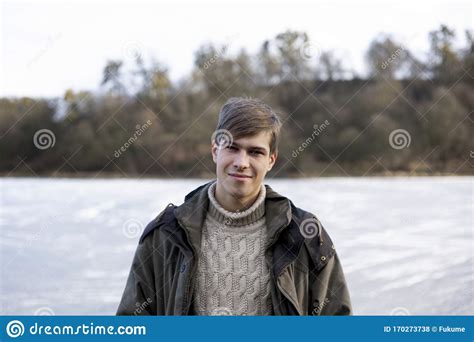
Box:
left=1, top=177, right=472, bottom=315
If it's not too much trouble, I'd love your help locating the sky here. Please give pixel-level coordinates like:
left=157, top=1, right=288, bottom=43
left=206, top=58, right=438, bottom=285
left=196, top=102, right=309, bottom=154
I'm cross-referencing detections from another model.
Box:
left=1, top=0, right=472, bottom=98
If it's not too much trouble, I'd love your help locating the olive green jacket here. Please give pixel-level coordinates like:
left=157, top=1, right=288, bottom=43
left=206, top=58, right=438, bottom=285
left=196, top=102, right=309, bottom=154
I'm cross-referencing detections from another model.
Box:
left=117, top=181, right=352, bottom=315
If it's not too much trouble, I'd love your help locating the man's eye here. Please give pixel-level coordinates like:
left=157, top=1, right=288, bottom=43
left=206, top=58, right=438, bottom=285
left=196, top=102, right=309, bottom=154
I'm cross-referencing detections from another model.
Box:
left=251, top=151, right=262, bottom=155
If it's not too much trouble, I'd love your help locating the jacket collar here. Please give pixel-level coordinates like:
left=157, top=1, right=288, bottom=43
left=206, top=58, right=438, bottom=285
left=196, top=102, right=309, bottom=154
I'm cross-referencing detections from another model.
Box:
left=173, top=180, right=292, bottom=255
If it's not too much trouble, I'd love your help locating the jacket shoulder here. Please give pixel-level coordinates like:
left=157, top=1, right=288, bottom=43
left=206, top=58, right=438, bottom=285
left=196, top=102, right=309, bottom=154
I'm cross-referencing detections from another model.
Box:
left=139, top=203, right=176, bottom=244
left=290, top=202, right=336, bottom=271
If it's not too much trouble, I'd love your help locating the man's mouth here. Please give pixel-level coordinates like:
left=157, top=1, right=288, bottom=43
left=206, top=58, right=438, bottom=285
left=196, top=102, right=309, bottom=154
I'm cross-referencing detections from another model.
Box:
left=228, top=173, right=252, bottom=179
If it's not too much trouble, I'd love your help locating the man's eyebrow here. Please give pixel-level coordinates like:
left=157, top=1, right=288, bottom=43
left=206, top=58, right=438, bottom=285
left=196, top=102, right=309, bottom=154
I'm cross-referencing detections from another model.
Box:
left=231, top=142, right=268, bottom=152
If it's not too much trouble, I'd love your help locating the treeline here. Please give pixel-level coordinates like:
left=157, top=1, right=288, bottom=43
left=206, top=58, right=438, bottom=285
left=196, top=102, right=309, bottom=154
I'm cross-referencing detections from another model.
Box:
left=1, top=25, right=472, bottom=177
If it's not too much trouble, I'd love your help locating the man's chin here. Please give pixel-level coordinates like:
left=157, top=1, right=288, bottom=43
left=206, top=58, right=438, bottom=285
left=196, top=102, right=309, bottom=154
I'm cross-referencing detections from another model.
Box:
left=223, top=180, right=250, bottom=196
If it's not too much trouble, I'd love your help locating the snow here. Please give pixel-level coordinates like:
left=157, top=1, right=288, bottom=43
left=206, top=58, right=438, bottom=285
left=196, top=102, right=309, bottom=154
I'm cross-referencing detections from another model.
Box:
left=0, top=177, right=472, bottom=315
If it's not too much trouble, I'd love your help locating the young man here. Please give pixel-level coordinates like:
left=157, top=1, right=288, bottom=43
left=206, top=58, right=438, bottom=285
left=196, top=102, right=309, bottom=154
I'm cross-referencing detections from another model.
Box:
left=117, top=97, right=352, bottom=315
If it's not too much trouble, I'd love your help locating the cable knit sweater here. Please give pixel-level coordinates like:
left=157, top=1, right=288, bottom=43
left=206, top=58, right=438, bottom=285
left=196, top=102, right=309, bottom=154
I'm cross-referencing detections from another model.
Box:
left=192, top=181, right=273, bottom=316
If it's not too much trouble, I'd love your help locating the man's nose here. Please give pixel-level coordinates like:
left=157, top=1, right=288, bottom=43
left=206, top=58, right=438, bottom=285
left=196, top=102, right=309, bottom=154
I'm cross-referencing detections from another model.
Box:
left=233, top=150, right=250, bottom=169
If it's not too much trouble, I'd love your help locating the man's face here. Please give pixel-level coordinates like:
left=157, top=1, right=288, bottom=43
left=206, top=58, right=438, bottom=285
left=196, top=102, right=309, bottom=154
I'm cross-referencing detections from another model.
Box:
left=211, top=131, right=277, bottom=206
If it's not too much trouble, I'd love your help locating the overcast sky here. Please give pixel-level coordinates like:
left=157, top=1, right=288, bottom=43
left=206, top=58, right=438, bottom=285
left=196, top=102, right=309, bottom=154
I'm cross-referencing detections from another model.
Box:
left=1, top=0, right=472, bottom=97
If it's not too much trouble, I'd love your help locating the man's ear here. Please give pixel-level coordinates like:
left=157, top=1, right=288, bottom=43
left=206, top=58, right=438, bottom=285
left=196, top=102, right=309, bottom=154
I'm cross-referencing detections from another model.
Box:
left=268, top=151, right=278, bottom=171
left=211, top=142, right=218, bottom=163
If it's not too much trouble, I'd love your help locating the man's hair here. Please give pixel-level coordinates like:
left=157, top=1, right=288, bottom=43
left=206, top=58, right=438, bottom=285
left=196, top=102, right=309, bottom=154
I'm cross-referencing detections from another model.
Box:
left=215, top=97, right=282, bottom=155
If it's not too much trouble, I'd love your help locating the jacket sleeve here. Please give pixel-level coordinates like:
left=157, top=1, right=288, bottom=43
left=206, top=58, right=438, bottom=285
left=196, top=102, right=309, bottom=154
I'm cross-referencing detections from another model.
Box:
left=311, top=252, right=352, bottom=315
left=116, top=236, right=157, bottom=315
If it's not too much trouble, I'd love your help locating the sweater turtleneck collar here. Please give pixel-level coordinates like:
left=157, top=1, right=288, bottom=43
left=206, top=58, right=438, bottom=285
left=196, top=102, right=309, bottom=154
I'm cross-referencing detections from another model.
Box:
left=207, top=180, right=266, bottom=227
